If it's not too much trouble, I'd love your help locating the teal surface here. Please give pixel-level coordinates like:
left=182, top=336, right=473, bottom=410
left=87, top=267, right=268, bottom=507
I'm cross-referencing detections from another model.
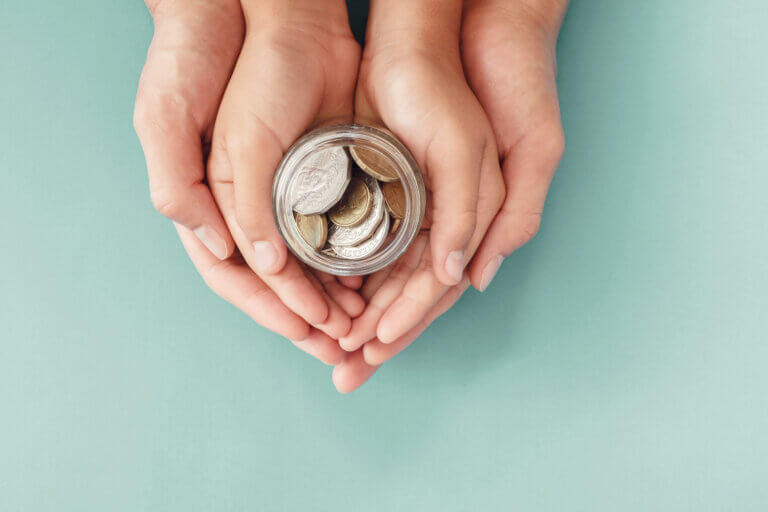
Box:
left=2, top=1, right=767, bottom=510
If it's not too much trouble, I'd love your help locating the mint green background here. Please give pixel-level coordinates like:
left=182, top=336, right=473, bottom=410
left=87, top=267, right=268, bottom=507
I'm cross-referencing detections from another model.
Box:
left=2, top=1, right=767, bottom=510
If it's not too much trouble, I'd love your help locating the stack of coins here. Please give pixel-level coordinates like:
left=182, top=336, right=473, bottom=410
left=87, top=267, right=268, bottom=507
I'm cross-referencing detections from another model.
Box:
left=289, top=145, right=407, bottom=260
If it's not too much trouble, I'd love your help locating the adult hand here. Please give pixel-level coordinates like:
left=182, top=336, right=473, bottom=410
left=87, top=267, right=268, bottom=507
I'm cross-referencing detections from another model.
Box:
left=134, top=0, right=363, bottom=356
left=462, top=0, right=568, bottom=291
left=134, top=0, right=242, bottom=262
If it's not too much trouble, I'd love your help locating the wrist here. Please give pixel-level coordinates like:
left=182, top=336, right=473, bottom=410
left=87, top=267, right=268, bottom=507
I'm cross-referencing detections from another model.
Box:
left=242, top=0, right=352, bottom=38
left=520, top=0, right=569, bottom=33
left=367, top=0, right=462, bottom=49
left=465, top=0, right=568, bottom=36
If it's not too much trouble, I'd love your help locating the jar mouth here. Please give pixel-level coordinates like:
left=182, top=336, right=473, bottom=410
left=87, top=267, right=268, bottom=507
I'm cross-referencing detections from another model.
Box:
left=273, top=124, right=426, bottom=276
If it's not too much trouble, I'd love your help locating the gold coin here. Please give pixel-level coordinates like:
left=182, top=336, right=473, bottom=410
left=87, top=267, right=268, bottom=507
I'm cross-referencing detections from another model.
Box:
left=328, top=177, right=372, bottom=227
left=382, top=181, right=406, bottom=219
left=349, top=146, right=399, bottom=182
left=294, top=212, right=328, bottom=250
left=390, top=217, right=401, bottom=234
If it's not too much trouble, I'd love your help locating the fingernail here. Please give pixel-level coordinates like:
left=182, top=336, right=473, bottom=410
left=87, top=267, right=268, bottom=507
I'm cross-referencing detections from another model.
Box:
left=445, top=250, right=465, bottom=284
left=479, top=255, right=504, bottom=292
left=252, top=241, right=278, bottom=273
left=192, top=225, right=227, bottom=260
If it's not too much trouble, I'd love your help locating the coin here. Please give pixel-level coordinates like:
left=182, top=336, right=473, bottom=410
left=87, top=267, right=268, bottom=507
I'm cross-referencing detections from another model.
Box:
left=390, top=217, right=401, bottom=234
left=327, top=174, right=385, bottom=247
left=382, top=180, right=406, bottom=219
left=328, top=176, right=372, bottom=227
left=294, top=212, right=328, bottom=250
left=291, top=147, right=351, bottom=215
left=332, top=213, right=390, bottom=260
left=349, top=146, right=399, bottom=182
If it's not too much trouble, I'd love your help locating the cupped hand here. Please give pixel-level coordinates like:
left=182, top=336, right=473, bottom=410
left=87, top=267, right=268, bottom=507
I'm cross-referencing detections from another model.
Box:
left=134, top=0, right=363, bottom=362
left=462, top=0, right=567, bottom=291
left=134, top=0, right=242, bottom=262
left=331, top=0, right=506, bottom=392
left=205, top=0, right=363, bottom=340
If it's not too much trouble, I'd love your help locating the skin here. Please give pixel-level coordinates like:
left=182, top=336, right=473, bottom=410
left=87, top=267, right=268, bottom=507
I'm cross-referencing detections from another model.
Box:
left=462, top=0, right=568, bottom=291
left=334, top=0, right=568, bottom=392
left=337, top=0, right=505, bottom=352
left=134, top=0, right=363, bottom=352
left=134, top=0, right=568, bottom=393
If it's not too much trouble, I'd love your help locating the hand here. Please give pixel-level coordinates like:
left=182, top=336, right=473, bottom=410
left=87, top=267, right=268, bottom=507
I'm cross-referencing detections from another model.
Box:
left=462, top=0, right=567, bottom=291
left=331, top=0, right=506, bottom=392
left=134, top=0, right=363, bottom=363
left=205, top=0, right=363, bottom=340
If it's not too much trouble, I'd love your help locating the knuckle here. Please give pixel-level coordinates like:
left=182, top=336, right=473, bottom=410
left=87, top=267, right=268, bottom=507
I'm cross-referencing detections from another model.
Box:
left=133, top=91, right=190, bottom=139
left=200, top=260, right=242, bottom=304
left=434, top=205, right=477, bottom=243
left=455, top=208, right=478, bottom=237
left=520, top=214, right=542, bottom=242
left=336, top=36, right=362, bottom=65
left=132, top=99, right=151, bottom=137
left=511, top=211, right=542, bottom=249
left=150, top=187, right=185, bottom=219
left=144, top=0, right=164, bottom=16
left=534, top=125, right=565, bottom=166
left=234, top=202, right=263, bottom=238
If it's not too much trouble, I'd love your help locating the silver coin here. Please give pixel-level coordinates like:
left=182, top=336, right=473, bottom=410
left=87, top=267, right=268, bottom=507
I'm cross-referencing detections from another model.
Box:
left=332, top=213, right=390, bottom=260
left=327, top=174, right=384, bottom=247
left=291, top=147, right=351, bottom=215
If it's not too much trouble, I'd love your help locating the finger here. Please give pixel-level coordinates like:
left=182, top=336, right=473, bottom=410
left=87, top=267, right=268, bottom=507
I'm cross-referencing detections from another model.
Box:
left=207, top=176, right=332, bottom=328
left=292, top=328, right=347, bottom=366
left=359, top=0, right=481, bottom=287
left=338, top=234, right=429, bottom=351
left=469, top=125, right=564, bottom=291
left=175, top=224, right=310, bottom=342
left=220, top=61, right=311, bottom=276
left=338, top=275, right=363, bottom=290
left=313, top=271, right=366, bottom=318
left=179, top=224, right=343, bottom=365
left=374, top=142, right=503, bottom=344
left=332, top=350, right=379, bottom=394
left=304, top=271, right=352, bottom=339
left=134, top=3, right=241, bottom=260
left=356, top=82, right=481, bottom=290
left=364, top=277, right=470, bottom=365
left=136, top=113, right=233, bottom=260
left=360, top=263, right=395, bottom=300
left=424, top=126, right=483, bottom=286
left=375, top=256, right=450, bottom=343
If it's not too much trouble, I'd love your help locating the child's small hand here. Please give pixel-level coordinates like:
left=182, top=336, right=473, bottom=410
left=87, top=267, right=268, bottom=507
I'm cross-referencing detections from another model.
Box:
left=204, top=0, right=361, bottom=340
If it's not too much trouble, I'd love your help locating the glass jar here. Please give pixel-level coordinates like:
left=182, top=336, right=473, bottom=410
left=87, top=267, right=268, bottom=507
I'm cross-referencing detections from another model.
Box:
left=273, top=124, right=425, bottom=276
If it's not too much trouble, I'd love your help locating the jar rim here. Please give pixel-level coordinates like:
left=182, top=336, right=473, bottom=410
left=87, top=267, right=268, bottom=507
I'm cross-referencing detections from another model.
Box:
left=272, top=124, right=425, bottom=276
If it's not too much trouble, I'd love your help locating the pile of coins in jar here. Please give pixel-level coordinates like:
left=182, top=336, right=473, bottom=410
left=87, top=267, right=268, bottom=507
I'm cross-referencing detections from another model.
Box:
left=289, top=145, right=406, bottom=260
